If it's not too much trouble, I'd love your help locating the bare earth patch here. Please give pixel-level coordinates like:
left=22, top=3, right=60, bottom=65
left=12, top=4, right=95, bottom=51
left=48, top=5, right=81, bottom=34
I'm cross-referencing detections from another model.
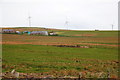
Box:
left=1, top=41, right=119, bottom=47
left=74, top=34, right=97, bottom=37
left=77, top=43, right=119, bottom=47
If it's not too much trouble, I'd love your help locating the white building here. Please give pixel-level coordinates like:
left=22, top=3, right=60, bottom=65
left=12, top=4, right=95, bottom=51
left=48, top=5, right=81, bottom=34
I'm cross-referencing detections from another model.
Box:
left=30, top=31, right=49, bottom=36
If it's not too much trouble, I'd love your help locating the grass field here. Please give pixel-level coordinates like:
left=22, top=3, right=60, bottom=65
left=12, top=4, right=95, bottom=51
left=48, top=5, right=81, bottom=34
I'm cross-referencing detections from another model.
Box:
left=2, top=27, right=119, bottom=78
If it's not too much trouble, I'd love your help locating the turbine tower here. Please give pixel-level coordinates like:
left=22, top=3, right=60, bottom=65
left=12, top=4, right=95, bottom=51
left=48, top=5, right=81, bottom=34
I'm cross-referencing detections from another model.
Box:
left=28, top=16, right=31, bottom=27
left=28, top=11, right=32, bottom=27
left=64, top=17, right=69, bottom=30
left=112, top=24, right=114, bottom=31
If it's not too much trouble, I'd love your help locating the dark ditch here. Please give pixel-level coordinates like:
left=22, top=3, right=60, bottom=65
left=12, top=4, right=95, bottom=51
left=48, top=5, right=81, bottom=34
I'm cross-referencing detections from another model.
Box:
left=53, top=45, right=90, bottom=48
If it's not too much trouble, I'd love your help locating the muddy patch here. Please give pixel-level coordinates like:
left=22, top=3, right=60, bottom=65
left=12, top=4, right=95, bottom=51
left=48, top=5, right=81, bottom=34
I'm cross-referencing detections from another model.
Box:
left=74, top=34, right=96, bottom=37
left=54, top=45, right=90, bottom=48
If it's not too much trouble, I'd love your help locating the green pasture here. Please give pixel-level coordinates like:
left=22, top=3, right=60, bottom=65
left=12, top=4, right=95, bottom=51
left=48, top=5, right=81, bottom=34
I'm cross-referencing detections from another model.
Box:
left=2, top=28, right=119, bottom=78
left=12, top=27, right=119, bottom=37
left=2, top=44, right=118, bottom=75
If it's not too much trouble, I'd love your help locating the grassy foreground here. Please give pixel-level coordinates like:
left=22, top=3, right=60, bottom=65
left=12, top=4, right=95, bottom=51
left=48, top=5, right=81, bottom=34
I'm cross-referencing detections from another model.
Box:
left=2, top=44, right=118, bottom=78
left=2, top=28, right=119, bottom=78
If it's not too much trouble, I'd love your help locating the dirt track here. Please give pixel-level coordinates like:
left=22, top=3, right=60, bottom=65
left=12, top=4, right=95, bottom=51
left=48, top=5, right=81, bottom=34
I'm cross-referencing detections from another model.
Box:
left=1, top=41, right=119, bottom=47
left=1, top=34, right=119, bottom=47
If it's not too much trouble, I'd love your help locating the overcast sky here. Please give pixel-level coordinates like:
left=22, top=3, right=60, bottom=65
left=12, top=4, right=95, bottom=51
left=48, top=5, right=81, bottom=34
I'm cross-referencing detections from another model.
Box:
left=0, top=0, right=119, bottom=30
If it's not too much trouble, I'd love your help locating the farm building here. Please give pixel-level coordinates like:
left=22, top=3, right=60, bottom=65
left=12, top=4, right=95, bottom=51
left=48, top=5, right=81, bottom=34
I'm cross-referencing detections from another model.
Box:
left=16, top=31, right=21, bottom=34
left=49, top=32, right=57, bottom=36
left=2, top=29, right=16, bottom=34
left=29, top=31, right=49, bottom=36
left=23, top=31, right=29, bottom=33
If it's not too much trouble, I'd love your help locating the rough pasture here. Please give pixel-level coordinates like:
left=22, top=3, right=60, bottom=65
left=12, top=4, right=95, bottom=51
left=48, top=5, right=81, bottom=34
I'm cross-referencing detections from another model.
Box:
left=2, top=28, right=119, bottom=78
left=2, top=44, right=118, bottom=78
left=2, top=33, right=118, bottom=47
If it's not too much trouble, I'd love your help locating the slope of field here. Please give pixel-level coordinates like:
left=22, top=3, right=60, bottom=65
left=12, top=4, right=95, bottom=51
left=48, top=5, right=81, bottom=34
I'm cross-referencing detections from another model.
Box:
left=2, top=44, right=118, bottom=78
left=2, top=30, right=119, bottom=47
left=2, top=27, right=119, bottom=78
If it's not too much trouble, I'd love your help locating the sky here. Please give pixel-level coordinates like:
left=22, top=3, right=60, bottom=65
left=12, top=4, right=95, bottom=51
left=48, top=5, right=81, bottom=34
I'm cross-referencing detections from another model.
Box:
left=0, top=0, right=119, bottom=30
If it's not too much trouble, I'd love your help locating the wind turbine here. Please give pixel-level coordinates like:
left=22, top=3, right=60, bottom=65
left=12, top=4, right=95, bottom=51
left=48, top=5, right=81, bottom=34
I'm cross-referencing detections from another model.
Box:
left=28, top=11, right=32, bottom=27
left=64, top=17, right=69, bottom=30
left=112, top=24, right=114, bottom=31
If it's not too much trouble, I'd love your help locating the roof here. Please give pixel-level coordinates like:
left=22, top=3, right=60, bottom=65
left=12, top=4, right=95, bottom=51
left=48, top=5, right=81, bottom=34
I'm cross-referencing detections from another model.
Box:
left=2, top=29, right=15, bottom=31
